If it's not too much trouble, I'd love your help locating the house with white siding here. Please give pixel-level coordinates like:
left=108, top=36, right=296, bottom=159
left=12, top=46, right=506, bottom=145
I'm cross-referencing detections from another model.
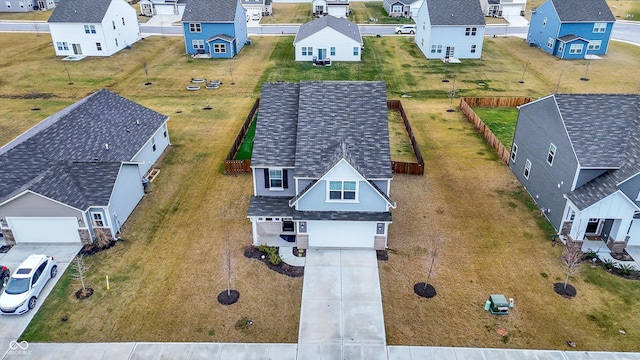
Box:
left=48, top=0, right=140, bottom=57
left=293, top=15, right=362, bottom=63
left=0, top=0, right=55, bottom=13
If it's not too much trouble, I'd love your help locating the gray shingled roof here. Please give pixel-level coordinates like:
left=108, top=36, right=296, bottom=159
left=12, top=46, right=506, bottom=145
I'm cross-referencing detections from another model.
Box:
left=557, top=34, right=587, bottom=42
left=207, top=34, right=235, bottom=42
left=0, top=89, right=168, bottom=210
left=294, top=81, right=391, bottom=179
left=560, top=94, right=640, bottom=210
left=426, top=0, right=485, bottom=26
left=248, top=196, right=392, bottom=221
left=551, top=0, right=615, bottom=22
left=294, top=15, right=362, bottom=44
left=240, top=0, right=262, bottom=5
left=251, top=82, right=300, bottom=167
left=48, top=0, right=112, bottom=23
left=182, top=0, right=239, bottom=22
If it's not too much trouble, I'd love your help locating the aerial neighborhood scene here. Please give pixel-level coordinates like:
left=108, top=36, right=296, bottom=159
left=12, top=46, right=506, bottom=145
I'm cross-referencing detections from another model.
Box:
left=0, top=0, right=639, bottom=358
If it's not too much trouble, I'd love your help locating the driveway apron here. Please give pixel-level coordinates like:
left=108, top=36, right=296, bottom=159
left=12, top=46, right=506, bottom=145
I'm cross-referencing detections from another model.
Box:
left=298, top=249, right=386, bottom=359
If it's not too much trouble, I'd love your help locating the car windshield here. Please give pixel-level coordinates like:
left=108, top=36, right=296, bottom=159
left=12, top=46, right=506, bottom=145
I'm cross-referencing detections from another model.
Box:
left=4, top=278, right=30, bottom=295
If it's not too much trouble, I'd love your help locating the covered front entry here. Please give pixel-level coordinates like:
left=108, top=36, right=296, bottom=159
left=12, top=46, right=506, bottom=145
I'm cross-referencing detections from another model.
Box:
left=308, top=221, right=374, bottom=248
left=7, top=217, right=81, bottom=243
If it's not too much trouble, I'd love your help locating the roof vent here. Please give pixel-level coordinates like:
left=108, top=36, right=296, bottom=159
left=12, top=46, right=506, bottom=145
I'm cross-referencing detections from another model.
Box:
left=104, top=143, right=109, bottom=151
left=136, top=119, right=140, bottom=125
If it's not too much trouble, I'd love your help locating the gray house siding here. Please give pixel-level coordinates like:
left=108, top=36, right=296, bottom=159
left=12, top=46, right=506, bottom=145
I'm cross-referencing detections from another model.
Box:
left=0, top=192, right=82, bottom=218
left=297, top=179, right=313, bottom=193
left=619, top=173, right=640, bottom=205
left=296, top=179, right=387, bottom=212
left=108, top=163, right=145, bottom=234
left=132, top=122, right=170, bottom=176
left=372, top=179, right=390, bottom=195
left=510, top=97, right=579, bottom=230
left=254, top=167, right=296, bottom=197
left=575, top=169, right=608, bottom=189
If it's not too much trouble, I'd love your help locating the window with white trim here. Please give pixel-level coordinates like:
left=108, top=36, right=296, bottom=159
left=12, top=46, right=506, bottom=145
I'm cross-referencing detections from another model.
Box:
left=391, top=4, right=402, bottom=12
left=328, top=181, right=356, bottom=200
left=189, top=23, right=201, bottom=33
left=5, top=2, right=10, bottom=8
left=19, top=1, right=24, bottom=8
left=587, top=40, right=601, bottom=50
left=569, top=43, right=583, bottom=54
left=56, top=42, right=64, bottom=50
left=91, top=212, right=104, bottom=227
left=269, top=169, right=283, bottom=188
left=431, top=44, right=442, bottom=54
left=470, top=44, right=477, bottom=53
left=96, top=42, right=102, bottom=51
left=542, top=17, right=547, bottom=27
left=524, top=159, right=531, bottom=179
left=558, top=42, right=564, bottom=53
left=115, top=38, right=118, bottom=46
left=547, top=143, right=556, bottom=165
left=593, top=22, right=607, bottom=33
left=214, top=43, right=226, bottom=53
left=112, top=20, right=116, bottom=30
left=122, top=17, right=125, bottom=26
left=151, top=137, right=156, bottom=151
left=192, top=39, right=204, bottom=49
left=163, top=123, right=168, bottom=138
left=510, top=143, right=518, bottom=162
left=84, top=24, right=96, bottom=34
left=547, top=37, right=554, bottom=49
left=330, top=47, right=335, bottom=56
left=353, top=47, right=359, bottom=56
left=464, top=27, right=477, bottom=36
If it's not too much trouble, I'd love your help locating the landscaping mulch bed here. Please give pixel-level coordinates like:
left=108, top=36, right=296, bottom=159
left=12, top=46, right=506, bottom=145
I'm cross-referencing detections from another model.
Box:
left=293, top=247, right=306, bottom=257
left=243, top=246, right=304, bottom=278
left=217, top=290, right=240, bottom=305
left=553, top=283, right=577, bottom=298
left=75, top=287, right=94, bottom=299
left=591, top=258, right=640, bottom=281
left=80, top=240, right=117, bottom=256
left=611, top=250, right=634, bottom=262
left=376, top=250, right=389, bottom=261
left=414, top=282, right=437, bottom=298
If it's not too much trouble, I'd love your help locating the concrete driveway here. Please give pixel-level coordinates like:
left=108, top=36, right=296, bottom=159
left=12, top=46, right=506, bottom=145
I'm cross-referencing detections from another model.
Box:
left=0, top=244, right=81, bottom=357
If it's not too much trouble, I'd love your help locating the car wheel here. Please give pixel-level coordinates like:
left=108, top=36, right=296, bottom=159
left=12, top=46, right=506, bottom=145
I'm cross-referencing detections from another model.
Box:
left=396, top=31, right=401, bottom=34
left=28, top=297, right=36, bottom=310
left=50, top=265, right=58, bottom=278
left=410, top=30, right=415, bottom=34
left=1, top=275, right=8, bottom=288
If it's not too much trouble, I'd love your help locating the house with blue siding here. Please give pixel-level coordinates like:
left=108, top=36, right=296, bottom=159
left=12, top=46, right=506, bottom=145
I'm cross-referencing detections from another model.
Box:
left=527, top=0, right=615, bottom=59
left=181, top=0, right=248, bottom=59
left=415, top=0, right=486, bottom=60
left=510, top=94, right=640, bottom=254
left=0, top=89, right=170, bottom=245
left=247, top=81, right=396, bottom=250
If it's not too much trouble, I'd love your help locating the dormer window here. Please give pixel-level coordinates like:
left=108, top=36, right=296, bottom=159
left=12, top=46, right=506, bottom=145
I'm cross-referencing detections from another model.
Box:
left=328, top=181, right=356, bottom=200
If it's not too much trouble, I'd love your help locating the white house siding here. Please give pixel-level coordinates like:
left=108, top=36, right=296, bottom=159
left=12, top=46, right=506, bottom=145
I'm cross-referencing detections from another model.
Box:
left=327, top=4, right=348, bottom=18
left=295, top=27, right=361, bottom=61
left=49, top=0, right=140, bottom=57
left=131, top=121, right=170, bottom=176
left=0, top=192, right=82, bottom=219
left=628, top=220, right=640, bottom=246
left=569, top=191, right=638, bottom=244
left=418, top=25, right=484, bottom=59
left=243, top=4, right=263, bottom=17
left=500, top=3, right=523, bottom=18
left=108, top=163, right=145, bottom=234
left=307, top=220, right=376, bottom=248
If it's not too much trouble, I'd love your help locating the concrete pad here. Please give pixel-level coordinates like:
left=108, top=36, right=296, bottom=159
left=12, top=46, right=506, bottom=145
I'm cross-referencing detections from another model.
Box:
left=301, top=266, right=341, bottom=300
left=4, top=342, right=52, bottom=360
left=341, top=267, right=381, bottom=300
left=454, top=347, right=486, bottom=359
left=408, top=346, right=435, bottom=360
left=243, top=343, right=269, bottom=360
left=266, top=344, right=297, bottom=360
left=388, top=346, right=412, bottom=359
left=613, top=352, right=640, bottom=360
left=340, top=250, right=377, bottom=267
left=482, top=348, right=515, bottom=360
left=342, top=344, right=387, bottom=360
left=299, top=299, right=342, bottom=341
left=137, top=342, right=193, bottom=360
left=297, top=342, right=343, bottom=360
left=188, top=343, right=219, bottom=359
left=342, top=301, right=385, bottom=343
left=304, top=249, right=341, bottom=267
left=218, top=343, right=249, bottom=360
left=431, top=347, right=458, bottom=359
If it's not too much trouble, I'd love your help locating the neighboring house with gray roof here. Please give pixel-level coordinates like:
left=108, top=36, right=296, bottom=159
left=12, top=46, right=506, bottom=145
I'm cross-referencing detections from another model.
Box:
left=293, top=15, right=362, bottom=62
left=509, top=94, right=640, bottom=253
left=0, top=89, right=170, bottom=246
left=415, top=0, right=486, bottom=60
left=240, top=0, right=271, bottom=18
left=312, top=0, right=349, bottom=18
left=138, top=0, right=186, bottom=17
left=247, top=81, right=396, bottom=250
left=527, top=0, right=615, bottom=59
left=1, top=0, right=55, bottom=12
left=479, top=0, right=526, bottom=19
left=48, top=0, right=140, bottom=57
left=382, top=0, right=423, bottom=19
left=181, top=0, right=248, bottom=58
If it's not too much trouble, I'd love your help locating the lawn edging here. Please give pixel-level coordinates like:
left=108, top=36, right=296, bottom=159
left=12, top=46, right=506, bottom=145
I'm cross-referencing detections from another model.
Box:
left=225, top=98, right=259, bottom=173
left=459, top=97, right=531, bottom=164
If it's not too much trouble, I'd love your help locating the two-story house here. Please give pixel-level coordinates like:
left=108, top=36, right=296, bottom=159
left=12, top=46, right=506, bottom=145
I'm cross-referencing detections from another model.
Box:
left=0, top=89, right=170, bottom=245
left=527, top=0, right=615, bottom=59
left=240, top=0, right=271, bottom=19
left=479, top=0, right=526, bottom=19
left=138, top=0, right=186, bottom=17
left=247, top=81, right=396, bottom=250
left=383, top=0, right=423, bottom=19
left=312, top=0, right=349, bottom=18
left=48, top=0, right=140, bottom=57
left=1, top=0, right=54, bottom=12
left=181, top=0, right=248, bottom=58
left=415, top=0, right=486, bottom=60
left=510, top=94, right=640, bottom=253
left=293, top=15, right=362, bottom=63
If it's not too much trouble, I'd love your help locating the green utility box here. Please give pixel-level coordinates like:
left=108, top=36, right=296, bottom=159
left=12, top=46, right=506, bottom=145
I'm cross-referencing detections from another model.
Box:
left=488, top=294, right=509, bottom=315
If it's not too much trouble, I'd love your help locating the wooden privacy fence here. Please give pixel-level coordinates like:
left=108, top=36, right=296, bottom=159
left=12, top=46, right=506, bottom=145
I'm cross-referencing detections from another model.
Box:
left=459, top=97, right=532, bottom=164
left=224, top=98, right=259, bottom=174
left=387, top=100, right=425, bottom=175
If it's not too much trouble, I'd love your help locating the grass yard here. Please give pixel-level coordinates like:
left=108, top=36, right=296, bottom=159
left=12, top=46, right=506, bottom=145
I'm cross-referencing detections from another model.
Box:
left=2, top=31, right=640, bottom=348
left=350, top=2, right=414, bottom=24
left=0, top=9, right=52, bottom=21
left=388, top=110, right=418, bottom=162
left=268, top=3, right=312, bottom=23
left=608, top=0, right=640, bottom=20
left=234, top=115, right=257, bottom=160
left=472, top=107, right=519, bottom=149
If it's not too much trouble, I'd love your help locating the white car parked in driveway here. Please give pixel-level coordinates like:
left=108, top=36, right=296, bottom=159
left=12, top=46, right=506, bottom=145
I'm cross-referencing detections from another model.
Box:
left=0, top=254, right=57, bottom=315
left=395, top=25, right=416, bottom=34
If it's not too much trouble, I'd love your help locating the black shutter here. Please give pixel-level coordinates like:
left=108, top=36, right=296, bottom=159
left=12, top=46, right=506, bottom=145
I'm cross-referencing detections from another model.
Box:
left=264, top=169, right=270, bottom=188
left=283, top=169, right=288, bottom=189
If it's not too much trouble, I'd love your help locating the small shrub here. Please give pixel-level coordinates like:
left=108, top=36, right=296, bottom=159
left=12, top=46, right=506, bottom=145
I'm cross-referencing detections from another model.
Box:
left=616, top=263, right=637, bottom=276
left=268, top=252, right=282, bottom=265
left=540, top=272, right=548, bottom=278
left=257, top=245, right=282, bottom=265
left=582, top=249, right=598, bottom=261
left=602, top=259, right=615, bottom=270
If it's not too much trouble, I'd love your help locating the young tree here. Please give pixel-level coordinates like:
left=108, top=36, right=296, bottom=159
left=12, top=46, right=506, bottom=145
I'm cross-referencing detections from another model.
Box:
left=414, top=233, right=442, bottom=298
left=71, top=254, right=93, bottom=298
left=561, top=242, right=582, bottom=289
left=142, top=58, right=151, bottom=85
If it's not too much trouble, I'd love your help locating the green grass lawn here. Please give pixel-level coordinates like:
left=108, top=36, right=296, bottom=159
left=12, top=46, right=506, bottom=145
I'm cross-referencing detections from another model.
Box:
left=234, top=115, right=257, bottom=160
left=472, top=107, right=519, bottom=149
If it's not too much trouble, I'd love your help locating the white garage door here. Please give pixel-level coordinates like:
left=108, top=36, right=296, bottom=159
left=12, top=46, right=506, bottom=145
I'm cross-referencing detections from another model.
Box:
left=7, top=217, right=81, bottom=244
left=308, top=221, right=374, bottom=248
left=501, top=4, right=522, bottom=17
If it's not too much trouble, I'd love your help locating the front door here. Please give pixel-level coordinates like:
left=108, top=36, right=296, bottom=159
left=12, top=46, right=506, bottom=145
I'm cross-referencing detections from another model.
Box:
left=445, top=46, right=455, bottom=59
left=602, top=219, right=614, bottom=241
left=72, top=43, right=82, bottom=55
left=318, top=48, right=326, bottom=60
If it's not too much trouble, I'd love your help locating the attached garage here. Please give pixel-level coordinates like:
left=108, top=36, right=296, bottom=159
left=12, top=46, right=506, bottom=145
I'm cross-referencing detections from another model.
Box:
left=501, top=4, right=523, bottom=17
left=308, top=220, right=375, bottom=248
left=7, top=217, right=81, bottom=244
